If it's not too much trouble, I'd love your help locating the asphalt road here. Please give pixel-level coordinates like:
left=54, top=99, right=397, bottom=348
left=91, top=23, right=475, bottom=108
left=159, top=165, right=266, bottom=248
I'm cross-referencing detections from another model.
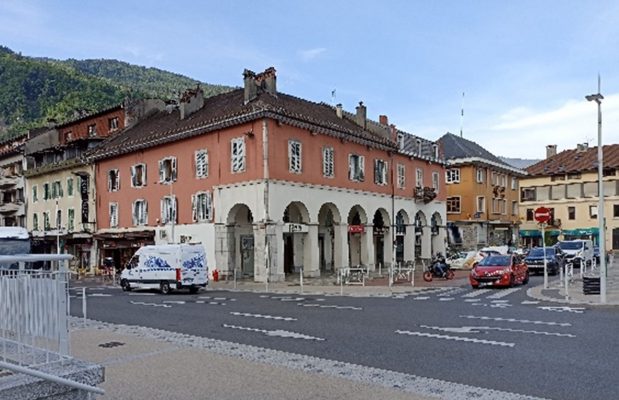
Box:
left=69, top=276, right=618, bottom=400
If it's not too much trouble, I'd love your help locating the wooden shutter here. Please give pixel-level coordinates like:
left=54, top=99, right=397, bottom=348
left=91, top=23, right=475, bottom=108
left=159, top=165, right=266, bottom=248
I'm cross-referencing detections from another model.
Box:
left=172, top=157, right=177, bottom=181
left=359, top=156, right=365, bottom=181
left=206, top=191, right=212, bottom=221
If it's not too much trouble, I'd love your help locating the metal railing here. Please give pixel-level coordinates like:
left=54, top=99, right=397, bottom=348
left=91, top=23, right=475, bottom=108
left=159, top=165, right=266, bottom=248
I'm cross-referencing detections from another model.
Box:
left=0, top=254, right=104, bottom=396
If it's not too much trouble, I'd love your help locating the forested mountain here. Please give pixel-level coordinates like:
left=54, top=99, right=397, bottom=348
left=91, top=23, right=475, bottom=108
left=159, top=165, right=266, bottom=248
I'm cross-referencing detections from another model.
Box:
left=0, top=46, right=232, bottom=140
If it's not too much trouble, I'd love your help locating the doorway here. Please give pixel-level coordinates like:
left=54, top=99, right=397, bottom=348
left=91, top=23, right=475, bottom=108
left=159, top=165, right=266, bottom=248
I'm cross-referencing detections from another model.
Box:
left=284, top=234, right=294, bottom=274
left=240, top=235, right=254, bottom=276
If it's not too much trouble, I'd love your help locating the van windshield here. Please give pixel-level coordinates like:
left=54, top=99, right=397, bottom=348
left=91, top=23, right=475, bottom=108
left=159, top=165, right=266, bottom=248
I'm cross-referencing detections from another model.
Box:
left=558, top=242, right=583, bottom=250
left=528, top=248, right=555, bottom=257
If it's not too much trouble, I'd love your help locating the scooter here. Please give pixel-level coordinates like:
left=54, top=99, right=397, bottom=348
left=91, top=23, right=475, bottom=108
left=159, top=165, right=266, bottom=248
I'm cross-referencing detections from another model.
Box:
left=423, top=254, right=455, bottom=282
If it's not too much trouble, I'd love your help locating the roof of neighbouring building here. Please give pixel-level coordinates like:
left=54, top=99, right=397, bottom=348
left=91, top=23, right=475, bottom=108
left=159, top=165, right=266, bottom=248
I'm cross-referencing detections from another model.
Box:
left=526, top=144, right=619, bottom=176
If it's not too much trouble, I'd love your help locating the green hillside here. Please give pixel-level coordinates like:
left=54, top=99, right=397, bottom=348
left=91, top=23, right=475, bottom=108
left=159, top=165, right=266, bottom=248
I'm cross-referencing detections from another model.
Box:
left=0, top=46, right=232, bottom=140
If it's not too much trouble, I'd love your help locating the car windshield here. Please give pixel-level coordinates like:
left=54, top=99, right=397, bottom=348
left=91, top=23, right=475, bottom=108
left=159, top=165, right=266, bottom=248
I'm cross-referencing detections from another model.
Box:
left=478, top=255, right=511, bottom=267
left=558, top=242, right=583, bottom=250
left=528, top=248, right=555, bottom=257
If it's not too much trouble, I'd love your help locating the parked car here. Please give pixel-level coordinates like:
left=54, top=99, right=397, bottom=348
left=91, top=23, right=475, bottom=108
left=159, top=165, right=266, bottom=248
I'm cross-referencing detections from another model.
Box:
left=557, top=239, right=594, bottom=269
left=524, top=247, right=563, bottom=275
left=469, top=254, right=529, bottom=288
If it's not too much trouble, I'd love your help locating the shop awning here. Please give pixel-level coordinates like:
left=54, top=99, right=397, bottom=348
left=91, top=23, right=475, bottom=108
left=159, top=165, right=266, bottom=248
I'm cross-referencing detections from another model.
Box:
left=519, top=229, right=560, bottom=238
left=561, top=228, right=599, bottom=236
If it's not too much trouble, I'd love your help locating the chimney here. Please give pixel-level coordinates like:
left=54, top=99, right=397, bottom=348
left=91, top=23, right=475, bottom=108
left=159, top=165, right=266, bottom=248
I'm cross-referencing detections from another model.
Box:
left=379, top=115, right=388, bottom=125
left=546, top=144, right=557, bottom=158
left=335, top=103, right=343, bottom=118
left=355, top=101, right=367, bottom=129
left=259, top=67, right=277, bottom=95
left=179, top=86, right=204, bottom=120
left=243, top=69, right=257, bottom=104
left=576, top=142, right=589, bottom=152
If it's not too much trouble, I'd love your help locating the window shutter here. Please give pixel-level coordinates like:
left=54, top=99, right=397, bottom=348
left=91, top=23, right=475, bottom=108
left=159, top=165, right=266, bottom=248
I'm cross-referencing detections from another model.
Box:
left=161, top=198, right=166, bottom=223
left=191, top=194, right=197, bottom=222
left=206, top=191, right=213, bottom=221
left=359, top=156, right=365, bottom=181
left=172, top=157, right=177, bottom=181
left=131, top=166, right=136, bottom=187
left=116, top=170, right=120, bottom=190
left=383, top=161, right=388, bottom=184
left=144, top=201, right=148, bottom=225
left=159, top=160, right=164, bottom=182
left=143, top=164, right=147, bottom=186
left=132, top=202, right=137, bottom=226
left=174, top=196, right=178, bottom=223
left=348, top=155, right=354, bottom=180
left=374, top=160, right=379, bottom=184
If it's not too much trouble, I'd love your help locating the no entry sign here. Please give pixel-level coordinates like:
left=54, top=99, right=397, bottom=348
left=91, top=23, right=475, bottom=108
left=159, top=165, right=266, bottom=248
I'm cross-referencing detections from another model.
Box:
left=534, top=207, right=551, bottom=223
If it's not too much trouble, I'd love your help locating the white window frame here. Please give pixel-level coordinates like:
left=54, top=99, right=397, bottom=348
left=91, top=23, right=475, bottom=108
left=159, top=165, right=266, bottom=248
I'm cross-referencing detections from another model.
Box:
left=131, top=163, right=147, bottom=188
left=160, top=196, right=177, bottom=224
left=32, top=185, right=38, bottom=203
left=447, top=196, right=461, bottom=214
left=109, top=202, right=119, bottom=228
left=43, top=211, right=50, bottom=230
left=432, top=172, right=439, bottom=193
left=87, top=124, right=97, bottom=137
left=192, top=191, right=213, bottom=222
left=67, top=208, right=74, bottom=231
left=32, top=213, right=39, bottom=231
left=231, top=137, right=246, bottom=173
left=67, top=177, right=74, bottom=197
left=446, top=168, right=460, bottom=184
left=55, top=209, right=62, bottom=229
left=159, top=157, right=177, bottom=184
left=415, top=168, right=423, bottom=188
left=288, top=140, right=302, bottom=173
left=195, top=149, right=208, bottom=178
left=132, top=199, right=148, bottom=226
left=476, top=196, right=486, bottom=213
left=512, top=201, right=518, bottom=216
left=109, top=117, right=119, bottom=132
left=322, top=147, right=334, bottom=178
left=511, top=177, right=517, bottom=190
left=348, top=154, right=365, bottom=182
left=374, top=159, right=388, bottom=186
left=43, top=182, right=50, bottom=201
left=108, top=169, right=120, bottom=192
left=476, top=168, right=485, bottom=183
left=397, top=164, right=405, bottom=189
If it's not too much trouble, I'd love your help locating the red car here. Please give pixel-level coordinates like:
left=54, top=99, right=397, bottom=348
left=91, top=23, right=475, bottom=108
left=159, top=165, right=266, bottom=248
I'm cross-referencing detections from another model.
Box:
left=469, top=254, right=529, bottom=288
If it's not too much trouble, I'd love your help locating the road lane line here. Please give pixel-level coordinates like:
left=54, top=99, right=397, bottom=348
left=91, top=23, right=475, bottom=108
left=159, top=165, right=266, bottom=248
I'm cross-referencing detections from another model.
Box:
left=459, top=315, right=571, bottom=327
left=230, top=312, right=297, bottom=321
left=395, top=330, right=514, bottom=347
left=419, top=325, right=576, bottom=338
left=223, top=324, right=325, bottom=341
left=461, top=289, right=491, bottom=298
left=486, top=287, right=521, bottom=299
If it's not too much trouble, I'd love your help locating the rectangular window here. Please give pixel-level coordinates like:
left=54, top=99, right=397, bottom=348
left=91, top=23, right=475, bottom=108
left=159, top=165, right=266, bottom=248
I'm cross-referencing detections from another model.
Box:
left=348, top=154, right=365, bottom=182
left=131, top=164, right=147, bottom=187
left=551, top=185, right=565, bottom=200
left=68, top=209, right=74, bottom=231
left=512, top=201, right=518, bottom=216
left=195, top=149, right=208, bottom=178
left=132, top=199, right=148, bottom=226
left=397, top=164, right=405, bottom=189
left=288, top=140, right=302, bottom=173
left=374, top=159, right=388, bottom=185
left=567, top=172, right=581, bottom=180
left=43, top=183, right=50, bottom=200
left=603, top=168, right=616, bottom=177
left=476, top=168, right=485, bottom=183
left=231, top=137, right=246, bottom=173
left=52, top=180, right=63, bottom=198
left=604, top=180, right=617, bottom=197
left=55, top=209, right=62, bottom=229
left=445, top=168, right=460, bottom=183
left=511, top=177, right=517, bottom=190
left=67, top=177, right=74, bottom=197
left=397, top=132, right=404, bottom=148
left=32, top=185, right=38, bottom=202
left=87, top=124, right=97, bottom=137
left=476, top=196, right=485, bottom=213
left=109, top=202, right=118, bottom=228
left=108, top=117, right=119, bottom=132
left=322, top=147, right=334, bottom=178
left=43, top=211, right=50, bottom=230
left=159, top=157, right=177, bottom=183
left=447, top=196, right=461, bottom=213
left=583, top=182, right=598, bottom=197
left=521, top=187, right=536, bottom=202
left=161, top=196, right=177, bottom=224
left=33, top=213, right=38, bottom=231
left=589, top=205, right=598, bottom=219
left=568, top=206, right=576, bottom=220
left=192, top=191, right=213, bottom=222
left=415, top=168, right=423, bottom=188
left=526, top=208, right=534, bottom=221
left=614, top=204, right=619, bottom=218
left=432, top=172, right=439, bottom=193
left=566, top=183, right=581, bottom=199
left=108, top=169, right=120, bottom=192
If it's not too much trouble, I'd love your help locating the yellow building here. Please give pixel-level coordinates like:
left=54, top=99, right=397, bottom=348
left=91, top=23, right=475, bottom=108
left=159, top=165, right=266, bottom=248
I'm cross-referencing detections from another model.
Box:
left=439, top=133, right=525, bottom=249
left=519, top=144, right=619, bottom=250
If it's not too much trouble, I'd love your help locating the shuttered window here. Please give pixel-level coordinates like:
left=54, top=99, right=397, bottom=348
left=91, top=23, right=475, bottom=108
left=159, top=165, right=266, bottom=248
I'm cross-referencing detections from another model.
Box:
left=322, top=147, right=334, bottom=178
left=108, top=169, right=120, bottom=191
left=416, top=168, right=423, bottom=188
left=191, top=191, right=213, bottom=222
left=231, top=137, right=246, bottom=173
left=33, top=213, right=39, bottom=231
left=195, top=149, right=208, bottom=178
left=374, top=159, right=388, bottom=185
left=397, top=164, right=405, bottom=189
left=132, top=199, right=148, bottom=226
left=288, top=140, right=302, bottom=173
left=348, top=154, right=365, bottom=182
left=68, top=209, right=75, bottom=231
left=109, top=203, right=118, bottom=228
left=159, top=157, right=177, bottom=183
left=160, top=196, right=177, bottom=224
left=131, top=164, right=147, bottom=187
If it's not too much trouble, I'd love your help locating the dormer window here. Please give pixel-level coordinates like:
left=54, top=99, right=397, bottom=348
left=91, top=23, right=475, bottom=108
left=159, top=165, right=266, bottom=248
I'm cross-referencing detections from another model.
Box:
left=416, top=139, right=422, bottom=155
left=432, top=144, right=438, bottom=158
left=108, top=117, right=119, bottom=132
left=87, top=124, right=97, bottom=137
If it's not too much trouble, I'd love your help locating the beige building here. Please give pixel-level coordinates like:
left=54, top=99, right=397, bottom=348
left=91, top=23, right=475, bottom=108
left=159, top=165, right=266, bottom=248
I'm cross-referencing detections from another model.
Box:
left=519, top=144, right=619, bottom=250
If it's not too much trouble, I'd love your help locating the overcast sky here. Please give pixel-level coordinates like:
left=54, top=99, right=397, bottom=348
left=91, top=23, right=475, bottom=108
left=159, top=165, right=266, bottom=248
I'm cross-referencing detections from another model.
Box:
left=2, top=0, right=618, bottom=159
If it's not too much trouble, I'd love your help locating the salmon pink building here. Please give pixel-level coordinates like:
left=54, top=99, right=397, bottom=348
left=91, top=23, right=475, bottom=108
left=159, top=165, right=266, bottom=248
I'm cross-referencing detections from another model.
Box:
left=88, top=68, right=446, bottom=282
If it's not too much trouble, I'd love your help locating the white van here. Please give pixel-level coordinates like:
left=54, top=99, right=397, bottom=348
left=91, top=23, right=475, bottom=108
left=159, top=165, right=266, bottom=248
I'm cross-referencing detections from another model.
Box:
left=120, top=244, right=208, bottom=294
left=557, top=239, right=594, bottom=268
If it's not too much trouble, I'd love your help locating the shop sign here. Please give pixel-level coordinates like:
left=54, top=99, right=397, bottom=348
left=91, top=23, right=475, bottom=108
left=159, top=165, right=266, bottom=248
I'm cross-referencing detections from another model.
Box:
left=285, top=223, right=308, bottom=233
left=348, top=225, right=365, bottom=234
left=373, top=226, right=389, bottom=235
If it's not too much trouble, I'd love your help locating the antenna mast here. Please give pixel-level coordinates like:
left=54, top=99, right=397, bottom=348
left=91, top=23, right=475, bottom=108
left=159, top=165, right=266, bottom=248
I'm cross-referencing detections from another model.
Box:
left=460, top=92, right=465, bottom=137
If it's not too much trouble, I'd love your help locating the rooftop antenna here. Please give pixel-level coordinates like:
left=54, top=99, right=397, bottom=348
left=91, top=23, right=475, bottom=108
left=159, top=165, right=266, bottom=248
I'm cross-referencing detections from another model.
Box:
left=460, top=91, right=465, bottom=137
left=331, top=89, right=337, bottom=106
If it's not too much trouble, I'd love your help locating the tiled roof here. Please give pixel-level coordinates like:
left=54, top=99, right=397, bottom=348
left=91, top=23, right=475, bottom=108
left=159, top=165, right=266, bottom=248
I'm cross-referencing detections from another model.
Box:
left=88, top=89, right=400, bottom=161
left=526, top=144, right=619, bottom=176
left=439, top=132, right=508, bottom=165
left=399, top=130, right=440, bottom=160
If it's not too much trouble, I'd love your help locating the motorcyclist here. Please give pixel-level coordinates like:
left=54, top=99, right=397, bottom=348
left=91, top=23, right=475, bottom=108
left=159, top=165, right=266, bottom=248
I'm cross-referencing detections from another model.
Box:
left=433, top=253, right=447, bottom=277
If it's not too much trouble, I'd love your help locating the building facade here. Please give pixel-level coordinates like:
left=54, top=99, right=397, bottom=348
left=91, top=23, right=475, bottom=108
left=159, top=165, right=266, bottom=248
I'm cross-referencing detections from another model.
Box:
left=0, top=134, right=27, bottom=227
left=439, top=133, right=525, bottom=250
left=89, top=68, right=447, bottom=281
left=519, top=144, right=619, bottom=250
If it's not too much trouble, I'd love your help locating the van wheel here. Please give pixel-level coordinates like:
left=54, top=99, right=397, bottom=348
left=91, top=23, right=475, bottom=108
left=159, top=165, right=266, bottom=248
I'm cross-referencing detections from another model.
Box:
left=189, top=287, right=199, bottom=294
left=121, top=279, right=132, bottom=292
left=160, top=281, right=171, bottom=295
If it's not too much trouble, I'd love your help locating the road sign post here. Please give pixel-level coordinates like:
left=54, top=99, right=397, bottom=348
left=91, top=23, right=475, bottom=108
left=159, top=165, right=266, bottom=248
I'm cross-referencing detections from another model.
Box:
left=534, top=207, right=551, bottom=289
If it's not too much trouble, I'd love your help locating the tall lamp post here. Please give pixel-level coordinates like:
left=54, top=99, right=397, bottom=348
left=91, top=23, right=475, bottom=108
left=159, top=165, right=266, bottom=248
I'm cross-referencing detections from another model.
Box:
left=586, top=78, right=606, bottom=304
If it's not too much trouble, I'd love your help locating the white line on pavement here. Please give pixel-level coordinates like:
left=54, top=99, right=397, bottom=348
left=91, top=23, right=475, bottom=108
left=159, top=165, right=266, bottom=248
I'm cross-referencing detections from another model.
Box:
left=459, top=314, right=571, bottom=327
left=538, top=306, right=585, bottom=314
left=521, top=300, right=540, bottom=305
left=413, top=296, right=430, bottom=300
left=223, top=324, right=325, bottom=341
left=395, top=329, right=514, bottom=347
left=298, top=303, right=362, bottom=310
left=162, top=300, right=186, bottom=304
left=486, top=287, right=521, bottom=299
left=461, top=289, right=491, bottom=298
left=438, top=298, right=455, bottom=301
left=129, top=301, right=171, bottom=308
left=230, top=312, right=297, bottom=321
left=419, top=325, right=576, bottom=338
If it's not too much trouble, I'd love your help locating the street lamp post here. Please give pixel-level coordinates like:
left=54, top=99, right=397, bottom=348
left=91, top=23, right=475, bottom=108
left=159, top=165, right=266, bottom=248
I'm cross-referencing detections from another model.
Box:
left=586, top=78, right=606, bottom=304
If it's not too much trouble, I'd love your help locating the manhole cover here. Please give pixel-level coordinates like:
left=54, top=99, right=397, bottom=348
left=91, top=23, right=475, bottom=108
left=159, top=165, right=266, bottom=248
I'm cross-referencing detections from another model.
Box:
left=98, top=341, right=125, bottom=348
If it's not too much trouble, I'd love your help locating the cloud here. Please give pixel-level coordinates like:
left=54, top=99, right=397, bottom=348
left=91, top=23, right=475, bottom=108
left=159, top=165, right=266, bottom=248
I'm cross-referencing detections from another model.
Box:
left=298, top=47, right=326, bottom=61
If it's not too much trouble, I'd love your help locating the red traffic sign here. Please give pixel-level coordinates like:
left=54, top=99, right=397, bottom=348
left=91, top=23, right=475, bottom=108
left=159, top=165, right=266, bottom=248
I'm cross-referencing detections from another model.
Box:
left=534, top=207, right=551, bottom=223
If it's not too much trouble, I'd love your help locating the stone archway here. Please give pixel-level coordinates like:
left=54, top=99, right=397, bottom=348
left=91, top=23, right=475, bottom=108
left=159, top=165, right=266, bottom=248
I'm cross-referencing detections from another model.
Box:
left=282, top=201, right=311, bottom=276
left=415, top=211, right=431, bottom=260
left=347, top=205, right=369, bottom=268
left=223, top=203, right=255, bottom=277
left=430, top=212, right=445, bottom=256
left=395, top=209, right=413, bottom=265
left=372, top=208, right=391, bottom=270
left=317, top=203, right=342, bottom=274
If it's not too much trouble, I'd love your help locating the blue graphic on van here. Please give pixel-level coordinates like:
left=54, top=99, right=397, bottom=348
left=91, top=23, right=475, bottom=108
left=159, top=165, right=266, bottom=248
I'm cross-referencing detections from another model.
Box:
left=144, top=256, right=172, bottom=270
left=183, top=253, right=206, bottom=270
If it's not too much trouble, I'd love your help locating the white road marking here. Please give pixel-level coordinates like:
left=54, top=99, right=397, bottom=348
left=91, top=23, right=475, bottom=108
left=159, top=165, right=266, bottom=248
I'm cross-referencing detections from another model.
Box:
left=89, top=293, right=112, bottom=297
left=196, top=300, right=205, bottom=304
left=419, top=325, right=576, bottom=338
left=461, top=289, right=491, bottom=298
left=280, top=297, right=305, bottom=302
left=486, top=287, right=521, bottom=299
left=395, top=330, right=514, bottom=347
left=199, top=296, right=212, bottom=299
left=163, top=300, right=186, bottom=304
left=521, top=300, right=540, bottom=305
left=209, top=302, right=226, bottom=305
left=230, top=312, right=297, bottom=321
left=413, top=296, right=430, bottom=300
left=298, top=303, right=362, bottom=310
left=223, top=324, right=325, bottom=341
left=129, top=301, right=171, bottom=308
left=127, top=293, right=155, bottom=296
left=438, top=297, right=455, bottom=301
left=464, top=299, right=481, bottom=302
left=490, top=300, right=509, bottom=303
left=471, top=303, right=512, bottom=309
left=459, top=314, right=571, bottom=327
left=538, top=306, right=586, bottom=314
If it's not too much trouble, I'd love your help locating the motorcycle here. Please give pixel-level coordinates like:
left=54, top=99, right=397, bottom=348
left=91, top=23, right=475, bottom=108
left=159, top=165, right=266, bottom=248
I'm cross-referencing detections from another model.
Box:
left=423, top=254, right=455, bottom=282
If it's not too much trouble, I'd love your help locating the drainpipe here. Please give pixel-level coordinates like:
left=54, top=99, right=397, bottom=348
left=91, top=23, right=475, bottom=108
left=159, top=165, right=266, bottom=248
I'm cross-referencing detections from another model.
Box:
left=262, top=119, right=270, bottom=281
left=391, top=151, right=396, bottom=277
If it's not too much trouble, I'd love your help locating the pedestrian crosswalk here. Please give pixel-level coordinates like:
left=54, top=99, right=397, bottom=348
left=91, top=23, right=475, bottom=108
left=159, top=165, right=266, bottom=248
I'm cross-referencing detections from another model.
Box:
left=408, top=286, right=533, bottom=304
